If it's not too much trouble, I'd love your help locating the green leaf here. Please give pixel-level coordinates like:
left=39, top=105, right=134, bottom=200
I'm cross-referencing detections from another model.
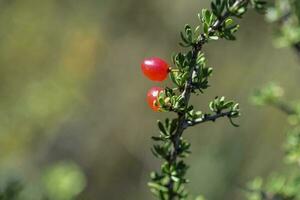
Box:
left=180, top=31, right=190, bottom=44
left=209, top=101, right=215, bottom=112
left=204, top=10, right=211, bottom=24
left=170, top=119, right=178, bottom=134
left=225, top=18, right=233, bottom=26
left=209, top=35, right=219, bottom=40
left=157, top=120, right=168, bottom=136
left=170, top=71, right=180, bottom=87
left=148, top=182, right=169, bottom=192
left=179, top=42, right=191, bottom=47
left=152, top=144, right=169, bottom=159
left=171, top=176, right=180, bottom=182
left=203, top=23, right=209, bottom=35
left=211, top=2, right=218, bottom=17
left=223, top=101, right=234, bottom=109
left=201, top=9, right=208, bottom=22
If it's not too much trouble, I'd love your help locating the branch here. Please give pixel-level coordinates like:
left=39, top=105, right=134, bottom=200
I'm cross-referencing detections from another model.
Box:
left=271, top=100, right=297, bottom=115
left=184, top=111, right=235, bottom=128
left=165, top=0, right=248, bottom=198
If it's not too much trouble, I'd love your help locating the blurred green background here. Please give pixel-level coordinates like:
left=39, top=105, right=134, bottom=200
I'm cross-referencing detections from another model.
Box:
left=0, top=0, right=299, bottom=199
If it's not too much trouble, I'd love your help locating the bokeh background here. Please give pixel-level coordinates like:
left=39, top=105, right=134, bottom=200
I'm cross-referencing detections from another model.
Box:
left=0, top=0, right=299, bottom=199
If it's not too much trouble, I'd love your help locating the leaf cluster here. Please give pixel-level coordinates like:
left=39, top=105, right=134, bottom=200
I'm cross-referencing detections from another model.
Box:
left=149, top=119, right=191, bottom=200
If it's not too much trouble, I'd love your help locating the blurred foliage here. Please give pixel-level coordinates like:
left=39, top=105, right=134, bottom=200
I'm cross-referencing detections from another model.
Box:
left=42, top=161, right=86, bottom=200
left=0, top=0, right=103, bottom=158
left=0, top=162, right=86, bottom=200
left=266, top=0, right=300, bottom=49
left=246, top=2, right=300, bottom=199
left=251, top=83, right=284, bottom=106
left=246, top=175, right=300, bottom=200
left=247, top=83, right=300, bottom=200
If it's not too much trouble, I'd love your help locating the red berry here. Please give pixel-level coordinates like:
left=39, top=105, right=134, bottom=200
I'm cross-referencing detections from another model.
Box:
left=147, top=87, right=164, bottom=111
left=141, top=57, right=169, bottom=81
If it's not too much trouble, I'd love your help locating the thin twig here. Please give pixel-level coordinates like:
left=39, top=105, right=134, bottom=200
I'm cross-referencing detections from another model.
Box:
left=183, top=111, right=235, bottom=128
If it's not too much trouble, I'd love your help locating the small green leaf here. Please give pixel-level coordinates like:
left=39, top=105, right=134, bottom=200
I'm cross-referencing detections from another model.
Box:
left=148, top=182, right=169, bottom=192
left=157, top=120, right=168, bottom=136
left=203, top=23, right=209, bottom=35
left=201, top=9, right=208, bottom=22
left=209, top=35, right=219, bottom=40
left=225, top=18, right=233, bottom=26
left=170, top=119, right=178, bottom=134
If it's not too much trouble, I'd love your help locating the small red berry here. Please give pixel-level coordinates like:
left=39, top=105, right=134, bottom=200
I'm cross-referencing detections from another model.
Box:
left=147, top=87, right=164, bottom=111
left=141, top=57, right=169, bottom=81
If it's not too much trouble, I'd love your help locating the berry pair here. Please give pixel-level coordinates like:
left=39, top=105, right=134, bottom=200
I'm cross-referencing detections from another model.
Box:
left=141, top=57, right=169, bottom=111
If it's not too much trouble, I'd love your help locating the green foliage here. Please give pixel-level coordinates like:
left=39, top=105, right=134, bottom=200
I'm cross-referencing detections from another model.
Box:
left=247, top=84, right=300, bottom=200
left=266, top=0, right=300, bottom=48
left=148, top=0, right=265, bottom=199
left=0, top=162, right=86, bottom=200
